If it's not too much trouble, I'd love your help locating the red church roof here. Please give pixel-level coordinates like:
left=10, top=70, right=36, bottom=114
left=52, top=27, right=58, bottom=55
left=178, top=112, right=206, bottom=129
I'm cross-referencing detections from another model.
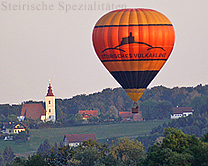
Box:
left=78, top=110, right=98, bottom=119
left=21, top=103, right=46, bottom=120
left=46, top=79, right=54, bottom=96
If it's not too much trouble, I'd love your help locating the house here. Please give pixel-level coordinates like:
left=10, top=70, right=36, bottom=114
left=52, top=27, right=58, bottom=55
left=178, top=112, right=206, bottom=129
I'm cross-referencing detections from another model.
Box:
left=171, top=107, right=194, bottom=119
left=17, top=79, right=56, bottom=122
left=1, top=122, right=26, bottom=134
left=119, top=111, right=143, bottom=122
left=78, top=110, right=98, bottom=120
left=63, top=134, right=97, bottom=147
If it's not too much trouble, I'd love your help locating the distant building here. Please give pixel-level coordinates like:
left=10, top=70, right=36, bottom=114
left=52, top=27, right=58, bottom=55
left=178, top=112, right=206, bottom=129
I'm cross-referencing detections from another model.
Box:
left=18, top=103, right=46, bottom=121
left=1, top=122, right=26, bottom=135
left=171, top=107, right=194, bottom=119
left=119, top=111, right=143, bottom=122
left=63, top=134, right=97, bottom=147
left=45, top=79, right=56, bottom=122
left=17, top=79, right=56, bottom=122
left=78, top=110, right=98, bottom=120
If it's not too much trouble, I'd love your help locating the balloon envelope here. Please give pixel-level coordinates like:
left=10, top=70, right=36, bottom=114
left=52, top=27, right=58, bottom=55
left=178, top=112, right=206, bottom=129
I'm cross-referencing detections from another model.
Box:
left=92, top=8, right=175, bottom=102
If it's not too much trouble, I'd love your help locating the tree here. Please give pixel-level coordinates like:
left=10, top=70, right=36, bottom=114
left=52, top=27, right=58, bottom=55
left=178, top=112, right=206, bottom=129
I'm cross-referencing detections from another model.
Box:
left=9, top=157, right=26, bottom=166
left=71, top=113, right=84, bottom=124
left=23, top=118, right=38, bottom=129
left=107, top=106, right=119, bottom=119
left=0, top=114, right=6, bottom=122
left=44, top=142, right=60, bottom=166
left=25, top=153, right=47, bottom=166
left=88, top=116, right=99, bottom=123
left=162, top=128, right=199, bottom=153
left=111, top=137, right=145, bottom=165
left=155, top=101, right=173, bottom=119
left=115, top=96, right=125, bottom=111
left=140, top=100, right=157, bottom=120
left=37, top=139, right=52, bottom=156
left=145, top=128, right=208, bottom=166
left=3, top=146, right=15, bottom=165
left=145, top=144, right=194, bottom=166
left=14, top=130, right=29, bottom=143
left=7, top=114, right=18, bottom=123
left=71, top=139, right=105, bottom=166
left=0, top=150, right=4, bottom=166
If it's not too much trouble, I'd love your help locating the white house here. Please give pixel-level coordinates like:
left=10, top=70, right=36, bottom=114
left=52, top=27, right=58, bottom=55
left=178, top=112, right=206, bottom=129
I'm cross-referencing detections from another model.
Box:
left=63, top=134, right=97, bottom=147
left=171, top=107, right=194, bottom=119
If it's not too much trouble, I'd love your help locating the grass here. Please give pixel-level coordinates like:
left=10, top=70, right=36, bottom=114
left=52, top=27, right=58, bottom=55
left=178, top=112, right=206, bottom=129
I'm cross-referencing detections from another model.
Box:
left=0, top=119, right=170, bottom=154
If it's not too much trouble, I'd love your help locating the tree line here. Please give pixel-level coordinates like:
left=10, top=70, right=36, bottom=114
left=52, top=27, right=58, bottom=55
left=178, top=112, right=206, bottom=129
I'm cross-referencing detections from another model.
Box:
left=4, top=128, right=208, bottom=166
left=1, top=84, right=208, bottom=125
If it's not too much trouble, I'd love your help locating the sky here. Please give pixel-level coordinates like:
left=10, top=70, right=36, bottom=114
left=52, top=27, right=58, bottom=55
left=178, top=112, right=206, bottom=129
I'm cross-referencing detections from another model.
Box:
left=0, top=0, right=208, bottom=104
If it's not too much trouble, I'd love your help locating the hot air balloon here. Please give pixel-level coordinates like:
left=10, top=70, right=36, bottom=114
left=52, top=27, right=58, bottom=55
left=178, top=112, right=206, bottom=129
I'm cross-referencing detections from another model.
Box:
left=92, top=8, right=175, bottom=113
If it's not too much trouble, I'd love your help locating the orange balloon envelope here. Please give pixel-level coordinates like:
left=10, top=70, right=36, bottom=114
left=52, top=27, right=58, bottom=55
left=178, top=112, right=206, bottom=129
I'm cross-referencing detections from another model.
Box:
left=92, top=8, right=175, bottom=106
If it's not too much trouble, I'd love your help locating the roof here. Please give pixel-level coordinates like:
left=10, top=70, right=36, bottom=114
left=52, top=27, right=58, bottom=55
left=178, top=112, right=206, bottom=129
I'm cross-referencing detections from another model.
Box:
left=64, top=134, right=97, bottom=143
left=2, top=122, right=26, bottom=129
left=172, top=107, right=193, bottom=114
left=119, top=112, right=134, bottom=118
left=46, top=79, right=54, bottom=96
left=78, top=110, right=98, bottom=119
left=119, top=111, right=142, bottom=118
left=21, top=103, right=46, bottom=120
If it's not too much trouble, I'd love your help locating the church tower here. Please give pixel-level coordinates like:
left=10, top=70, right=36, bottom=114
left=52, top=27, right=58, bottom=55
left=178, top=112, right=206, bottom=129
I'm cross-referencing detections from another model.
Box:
left=45, top=79, right=56, bottom=122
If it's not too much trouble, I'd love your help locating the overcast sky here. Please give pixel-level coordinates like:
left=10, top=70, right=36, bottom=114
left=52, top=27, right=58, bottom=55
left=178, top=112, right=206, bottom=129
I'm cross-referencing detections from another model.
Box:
left=1, top=0, right=208, bottom=104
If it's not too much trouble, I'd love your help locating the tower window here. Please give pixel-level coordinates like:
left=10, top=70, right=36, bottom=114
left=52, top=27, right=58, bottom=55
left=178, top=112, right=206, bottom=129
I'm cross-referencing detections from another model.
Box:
left=49, top=101, right=51, bottom=104
left=49, top=109, right=51, bottom=113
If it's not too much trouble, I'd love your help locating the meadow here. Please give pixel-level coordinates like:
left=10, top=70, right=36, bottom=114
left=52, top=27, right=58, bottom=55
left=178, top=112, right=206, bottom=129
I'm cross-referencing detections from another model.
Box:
left=0, top=119, right=170, bottom=155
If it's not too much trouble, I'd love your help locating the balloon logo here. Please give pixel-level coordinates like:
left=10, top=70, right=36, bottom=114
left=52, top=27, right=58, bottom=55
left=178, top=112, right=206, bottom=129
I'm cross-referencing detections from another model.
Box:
left=92, top=8, right=175, bottom=113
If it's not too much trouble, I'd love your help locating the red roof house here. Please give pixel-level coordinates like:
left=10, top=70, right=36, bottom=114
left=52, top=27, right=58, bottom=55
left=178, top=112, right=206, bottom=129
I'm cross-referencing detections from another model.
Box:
left=63, top=134, right=97, bottom=146
left=119, top=111, right=143, bottom=122
left=78, top=110, right=98, bottom=119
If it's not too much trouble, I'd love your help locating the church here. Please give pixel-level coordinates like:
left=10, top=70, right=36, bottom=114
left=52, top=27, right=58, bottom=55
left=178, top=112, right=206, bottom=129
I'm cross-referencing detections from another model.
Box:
left=18, top=79, right=56, bottom=123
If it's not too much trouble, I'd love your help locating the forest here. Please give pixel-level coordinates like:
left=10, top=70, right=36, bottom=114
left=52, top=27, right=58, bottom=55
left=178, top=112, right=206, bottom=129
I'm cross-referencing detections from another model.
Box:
left=1, top=84, right=208, bottom=146
left=1, top=84, right=208, bottom=165
left=0, top=84, right=207, bottom=123
left=2, top=128, right=208, bottom=166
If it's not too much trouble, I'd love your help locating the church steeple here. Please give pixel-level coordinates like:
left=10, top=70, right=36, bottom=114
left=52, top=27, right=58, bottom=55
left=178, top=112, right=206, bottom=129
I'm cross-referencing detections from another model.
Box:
left=46, top=79, right=54, bottom=96
left=45, top=79, right=56, bottom=122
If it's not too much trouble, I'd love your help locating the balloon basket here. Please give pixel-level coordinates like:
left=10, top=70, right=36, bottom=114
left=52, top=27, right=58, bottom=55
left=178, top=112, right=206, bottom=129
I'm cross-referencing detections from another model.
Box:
left=132, top=102, right=139, bottom=113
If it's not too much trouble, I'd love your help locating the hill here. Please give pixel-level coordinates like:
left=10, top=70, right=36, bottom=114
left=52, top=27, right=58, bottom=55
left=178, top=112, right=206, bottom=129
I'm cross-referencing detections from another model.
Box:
left=0, top=119, right=169, bottom=154
left=1, top=84, right=208, bottom=122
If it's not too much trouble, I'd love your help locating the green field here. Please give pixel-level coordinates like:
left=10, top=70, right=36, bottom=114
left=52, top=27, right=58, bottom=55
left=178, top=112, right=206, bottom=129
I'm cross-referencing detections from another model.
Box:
left=0, top=119, right=170, bottom=154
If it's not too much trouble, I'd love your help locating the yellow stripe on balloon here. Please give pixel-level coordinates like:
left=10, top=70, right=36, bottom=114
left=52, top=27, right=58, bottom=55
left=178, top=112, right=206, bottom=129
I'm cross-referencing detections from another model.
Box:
left=125, top=89, right=145, bottom=102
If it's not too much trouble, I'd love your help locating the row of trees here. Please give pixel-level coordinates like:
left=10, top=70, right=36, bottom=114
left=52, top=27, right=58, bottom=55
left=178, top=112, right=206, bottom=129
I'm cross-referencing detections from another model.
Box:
left=6, top=128, right=208, bottom=166
left=7, top=138, right=145, bottom=166
left=1, top=84, right=208, bottom=125
left=55, top=84, right=208, bottom=122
